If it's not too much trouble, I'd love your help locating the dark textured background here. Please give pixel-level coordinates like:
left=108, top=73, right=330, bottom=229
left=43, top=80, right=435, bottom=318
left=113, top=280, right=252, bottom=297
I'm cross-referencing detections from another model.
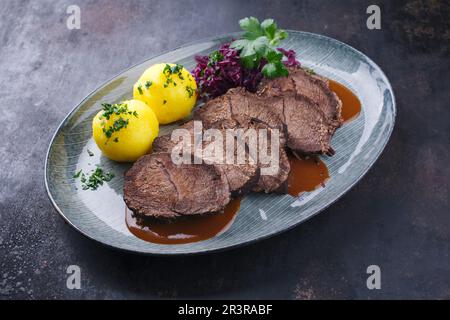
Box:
left=1, top=0, right=449, bottom=299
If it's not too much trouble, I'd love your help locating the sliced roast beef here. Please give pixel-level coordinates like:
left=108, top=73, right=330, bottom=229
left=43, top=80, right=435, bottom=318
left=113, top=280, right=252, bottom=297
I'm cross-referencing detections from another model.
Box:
left=124, top=152, right=230, bottom=218
left=255, top=148, right=290, bottom=193
left=256, top=67, right=342, bottom=154
left=153, top=120, right=260, bottom=197
left=195, top=90, right=290, bottom=194
left=290, top=67, right=343, bottom=130
left=283, top=94, right=333, bottom=154
left=258, top=66, right=343, bottom=131
left=247, top=120, right=290, bottom=193
left=194, top=87, right=287, bottom=144
left=255, top=93, right=333, bottom=154
left=248, top=121, right=290, bottom=193
left=212, top=119, right=290, bottom=193
left=153, top=121, right=198, bottom=155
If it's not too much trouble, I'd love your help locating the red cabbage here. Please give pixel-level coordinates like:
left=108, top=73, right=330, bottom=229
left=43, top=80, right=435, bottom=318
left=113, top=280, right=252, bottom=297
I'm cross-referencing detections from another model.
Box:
left=192, top=43, right=300, bottom=100
left=277, top=48, right=301, bottom=67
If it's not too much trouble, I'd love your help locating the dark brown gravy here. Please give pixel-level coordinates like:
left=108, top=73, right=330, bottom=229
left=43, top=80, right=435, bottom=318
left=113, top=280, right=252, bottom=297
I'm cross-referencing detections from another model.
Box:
left=329, top=80, right=361, bottom=123
left=287, top=155, right=330, bottom=197
left=286, top=80, right=359, bottom=196
left=125, top=80, right=359, bottom=244
left=126, top=198, right=241, bottom=245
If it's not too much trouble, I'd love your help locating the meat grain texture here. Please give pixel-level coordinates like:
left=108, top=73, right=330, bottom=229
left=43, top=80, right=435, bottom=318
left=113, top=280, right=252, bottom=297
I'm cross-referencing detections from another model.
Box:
left=153, top=120, right=260, bottom=196
left=124, top=153, right=230, bottom=218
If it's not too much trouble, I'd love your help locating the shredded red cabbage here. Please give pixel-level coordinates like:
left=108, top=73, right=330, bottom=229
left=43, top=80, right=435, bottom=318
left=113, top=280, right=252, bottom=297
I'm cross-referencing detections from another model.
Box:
left=192, top=43, right=300, bottom=100
left=277, top=48, right=301, bottom=68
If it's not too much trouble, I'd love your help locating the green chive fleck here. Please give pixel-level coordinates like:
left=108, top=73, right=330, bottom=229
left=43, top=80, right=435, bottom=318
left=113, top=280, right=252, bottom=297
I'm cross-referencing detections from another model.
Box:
left=98, top=103, right=138, bottom=142
left=77, top=166, right=115, bottom=191
left=73, top=169, right=82, bottom=179
left=186, top=86, right=195, bottom=98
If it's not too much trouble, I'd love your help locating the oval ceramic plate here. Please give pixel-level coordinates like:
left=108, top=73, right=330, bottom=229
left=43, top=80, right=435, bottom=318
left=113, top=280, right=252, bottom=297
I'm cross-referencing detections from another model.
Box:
left=45, top=31, right=396, bottom=255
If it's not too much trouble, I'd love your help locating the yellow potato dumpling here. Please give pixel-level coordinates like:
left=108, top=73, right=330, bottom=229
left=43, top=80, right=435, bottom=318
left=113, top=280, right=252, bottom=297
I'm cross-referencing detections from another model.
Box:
left=133, top=63, right=197, bottom=124
left=92, top=99, right=159, bottom=162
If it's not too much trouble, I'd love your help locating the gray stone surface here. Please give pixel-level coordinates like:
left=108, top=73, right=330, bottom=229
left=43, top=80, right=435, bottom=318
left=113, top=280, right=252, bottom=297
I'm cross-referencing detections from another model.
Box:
left=0, top=0, right=449, bottom=299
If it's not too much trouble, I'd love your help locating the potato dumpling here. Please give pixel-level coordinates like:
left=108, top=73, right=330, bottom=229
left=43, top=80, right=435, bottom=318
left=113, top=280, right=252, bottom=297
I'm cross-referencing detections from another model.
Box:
left=92, top=99, right=159, bottom=162
left=133, top=63, right=197, bottom=124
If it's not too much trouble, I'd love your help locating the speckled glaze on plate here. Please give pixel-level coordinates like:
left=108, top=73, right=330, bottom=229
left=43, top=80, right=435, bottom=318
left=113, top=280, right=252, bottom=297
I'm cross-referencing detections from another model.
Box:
left=45, top=31, right=396, bottom=255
